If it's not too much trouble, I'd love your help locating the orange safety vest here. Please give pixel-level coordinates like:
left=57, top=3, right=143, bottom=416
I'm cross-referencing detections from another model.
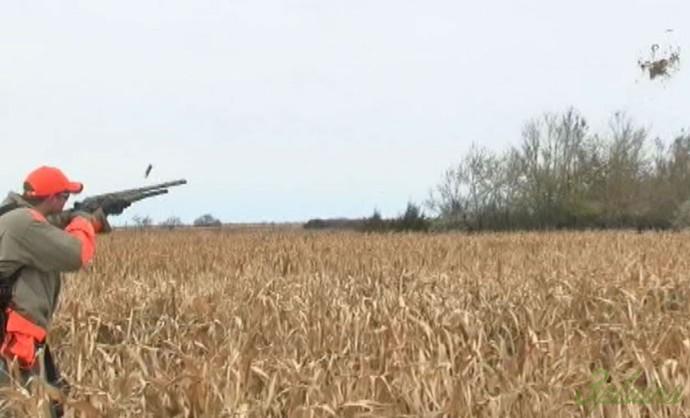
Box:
left=0, top=308, right=47, bottom=369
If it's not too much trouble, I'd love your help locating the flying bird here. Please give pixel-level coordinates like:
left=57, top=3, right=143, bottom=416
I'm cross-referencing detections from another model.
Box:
left=145, top=164, right=153, bottom=178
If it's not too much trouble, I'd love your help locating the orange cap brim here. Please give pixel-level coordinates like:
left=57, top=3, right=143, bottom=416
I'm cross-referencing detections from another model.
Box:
left=66, top=182, right=83, bottom=194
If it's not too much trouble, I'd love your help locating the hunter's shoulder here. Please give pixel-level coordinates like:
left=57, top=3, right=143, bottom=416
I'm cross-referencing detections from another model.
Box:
left=1, top=192, right=47, bottom=223
left=0, top=206, right=31, bottom=223
left=0, top=207, right=46, bottom=232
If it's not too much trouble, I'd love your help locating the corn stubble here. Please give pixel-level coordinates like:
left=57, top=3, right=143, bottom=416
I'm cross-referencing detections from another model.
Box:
left=4, top=229, right=690, bottom=417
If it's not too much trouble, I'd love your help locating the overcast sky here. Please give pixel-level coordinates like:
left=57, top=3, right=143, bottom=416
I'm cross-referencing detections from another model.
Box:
left=1, top=0, right=687, bottom=224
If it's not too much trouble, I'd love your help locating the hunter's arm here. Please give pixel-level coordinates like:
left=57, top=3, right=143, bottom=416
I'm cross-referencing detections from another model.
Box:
left=14, top=210, right=96, bottom=271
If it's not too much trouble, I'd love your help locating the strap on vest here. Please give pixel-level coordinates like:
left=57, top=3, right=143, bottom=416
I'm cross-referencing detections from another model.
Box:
left=0, top=268, right=21, bottom=303
left=0, top=203, right=23, bottom=332
left=0, top=268, right=21, bottom=347
left=0, top=201, right=23, bottom=297
left=0, top=203, right=19, bottom=218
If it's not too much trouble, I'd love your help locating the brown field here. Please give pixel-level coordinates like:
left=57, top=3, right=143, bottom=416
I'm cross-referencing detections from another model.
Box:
left=4, top=229, right=690, bottom=417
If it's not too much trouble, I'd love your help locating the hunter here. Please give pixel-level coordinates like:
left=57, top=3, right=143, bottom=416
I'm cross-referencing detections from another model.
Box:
left=0, top=166, right=109, bottom=417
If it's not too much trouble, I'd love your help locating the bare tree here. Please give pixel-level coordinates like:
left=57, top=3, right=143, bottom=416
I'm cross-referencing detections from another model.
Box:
left=596, top=112, right=649, bottom=225
left=193, top=214, right=222, bottom=228
left=513, top=108, right=591, bottom=227
left=160, top=216, right=184, bottom=230
left=131, top=215, right=154, bottom=229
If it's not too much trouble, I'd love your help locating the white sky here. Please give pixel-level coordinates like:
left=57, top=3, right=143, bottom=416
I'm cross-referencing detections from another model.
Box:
left=1, top=0, right=687, bottom=224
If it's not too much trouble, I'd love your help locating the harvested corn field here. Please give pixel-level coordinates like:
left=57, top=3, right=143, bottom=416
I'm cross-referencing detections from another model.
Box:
left=5, top=229, right=690, bottom=417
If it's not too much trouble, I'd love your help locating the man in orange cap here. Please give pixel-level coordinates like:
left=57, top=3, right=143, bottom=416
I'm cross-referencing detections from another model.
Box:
left=0, top=166, right=110, bottom=417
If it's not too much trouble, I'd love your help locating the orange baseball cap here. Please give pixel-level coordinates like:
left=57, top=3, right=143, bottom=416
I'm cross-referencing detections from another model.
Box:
left=23, top=166, right=84, bottom=197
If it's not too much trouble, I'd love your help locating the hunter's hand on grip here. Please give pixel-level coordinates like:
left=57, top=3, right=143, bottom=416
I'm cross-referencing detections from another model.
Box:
left=91, top=208, right=112, bottom=233
left=69, top=209, right=111, bottom=233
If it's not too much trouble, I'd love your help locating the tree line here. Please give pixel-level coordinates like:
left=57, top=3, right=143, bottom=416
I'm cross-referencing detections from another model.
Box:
left=306, top=108, right=690, bottom=233
left=304, top=203, right=431, bottom=233
left=427, top=108, right=690, bottom=232
left=124, top=107, right=690, bottom=234
left=126, top=213, right=222, bottom=230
